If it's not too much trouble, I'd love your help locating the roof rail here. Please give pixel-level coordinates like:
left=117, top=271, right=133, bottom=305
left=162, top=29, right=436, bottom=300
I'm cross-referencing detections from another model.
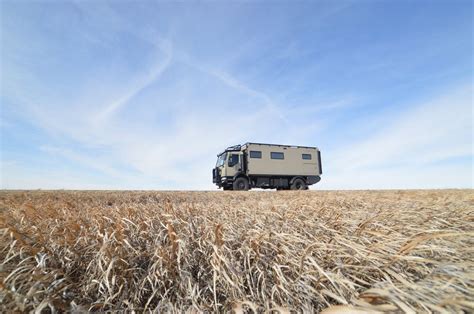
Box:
left=244, top=142, right=317, bottom=149
left=225, top=144, right=242, bottom=151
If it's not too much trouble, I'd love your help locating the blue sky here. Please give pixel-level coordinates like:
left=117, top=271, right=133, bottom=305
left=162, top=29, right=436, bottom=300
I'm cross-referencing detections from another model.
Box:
left=1, top=0, right=472, bottom=190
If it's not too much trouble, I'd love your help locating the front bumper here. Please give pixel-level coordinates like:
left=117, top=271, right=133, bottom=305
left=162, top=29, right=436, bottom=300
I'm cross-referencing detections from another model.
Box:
left=212, top=168, right=233, bottom=188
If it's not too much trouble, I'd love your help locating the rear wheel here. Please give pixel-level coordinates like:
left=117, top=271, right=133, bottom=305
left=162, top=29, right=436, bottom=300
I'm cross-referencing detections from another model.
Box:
left=233, top=177, right=249, bottom=191
left=291, top=178, right=306, bottom=190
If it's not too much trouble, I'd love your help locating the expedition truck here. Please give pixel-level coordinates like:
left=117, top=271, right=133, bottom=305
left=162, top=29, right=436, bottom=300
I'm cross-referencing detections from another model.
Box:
left=212, top=142, right=322, bottom=190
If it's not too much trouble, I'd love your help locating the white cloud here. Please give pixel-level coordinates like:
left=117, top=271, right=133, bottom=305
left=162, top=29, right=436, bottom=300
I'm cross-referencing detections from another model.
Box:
left=4, top=61, right=294, bottom=189
left=320, top=163, right=472, bottom=190
left=4, top=70, right=471, bottom=190
left=319, top=84, right=473, bottom=189
left=1, top=159, right=106, bottom=190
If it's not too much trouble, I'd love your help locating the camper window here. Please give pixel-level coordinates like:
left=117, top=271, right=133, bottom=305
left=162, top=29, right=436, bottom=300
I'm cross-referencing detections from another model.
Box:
left=249, top=151, right=262, bottom=158
left=271, top=152, right=284, bottom=160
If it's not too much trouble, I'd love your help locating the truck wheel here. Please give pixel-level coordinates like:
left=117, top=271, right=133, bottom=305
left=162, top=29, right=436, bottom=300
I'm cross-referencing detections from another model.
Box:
left=291, top=178, right=306, bottom=190
left=233, top=177, right=249, bottom=191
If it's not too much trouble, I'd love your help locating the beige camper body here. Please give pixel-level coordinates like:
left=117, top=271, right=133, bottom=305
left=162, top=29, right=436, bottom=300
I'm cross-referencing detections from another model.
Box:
left=244, top=143, right=320, bottom=176
left=212, top=142, right=322, bottom=190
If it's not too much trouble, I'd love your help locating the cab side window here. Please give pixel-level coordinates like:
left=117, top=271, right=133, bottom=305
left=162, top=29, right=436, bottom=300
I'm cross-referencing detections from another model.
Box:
left=228, top=154, right=239, bottom=167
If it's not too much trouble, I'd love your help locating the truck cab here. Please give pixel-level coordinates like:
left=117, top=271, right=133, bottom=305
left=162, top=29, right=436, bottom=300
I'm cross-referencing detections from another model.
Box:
left=212, top=147, right=246, bottom=190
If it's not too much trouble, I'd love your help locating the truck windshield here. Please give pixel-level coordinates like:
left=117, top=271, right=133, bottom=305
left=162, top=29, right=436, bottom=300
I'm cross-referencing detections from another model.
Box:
left=216, top=153, right=227, bottom=167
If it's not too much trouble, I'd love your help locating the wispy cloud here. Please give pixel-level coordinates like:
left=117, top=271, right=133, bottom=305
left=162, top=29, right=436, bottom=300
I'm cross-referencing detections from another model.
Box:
left=94, top=39, right=173, bottom=122
left=321, top=84, right=473, bottom=189
left=40, top=145, right=122, bottom=177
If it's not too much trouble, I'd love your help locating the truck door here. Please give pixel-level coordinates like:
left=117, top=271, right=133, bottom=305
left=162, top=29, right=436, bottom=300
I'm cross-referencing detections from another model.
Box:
left=226, top=153, right=241, bottom=177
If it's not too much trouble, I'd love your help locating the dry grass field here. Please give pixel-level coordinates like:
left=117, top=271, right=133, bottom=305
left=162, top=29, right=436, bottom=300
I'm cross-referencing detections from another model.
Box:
left=1, top=190, right=473, bottom=313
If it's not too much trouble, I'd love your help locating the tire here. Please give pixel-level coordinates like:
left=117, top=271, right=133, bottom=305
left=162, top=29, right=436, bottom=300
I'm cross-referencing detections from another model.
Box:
left=291, top=178, right=306, bottom=190
left=233, top=177, right=249, bottom=191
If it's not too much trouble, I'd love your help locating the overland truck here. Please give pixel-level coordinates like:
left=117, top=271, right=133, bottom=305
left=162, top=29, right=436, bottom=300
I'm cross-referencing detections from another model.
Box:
left=212, top=142, right=322, bottom=190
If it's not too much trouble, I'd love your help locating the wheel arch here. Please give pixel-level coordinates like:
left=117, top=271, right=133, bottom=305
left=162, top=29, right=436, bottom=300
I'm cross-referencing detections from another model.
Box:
left=289, top=176, right=306, bottom=185
left=233, top=172, right=249, bottom=182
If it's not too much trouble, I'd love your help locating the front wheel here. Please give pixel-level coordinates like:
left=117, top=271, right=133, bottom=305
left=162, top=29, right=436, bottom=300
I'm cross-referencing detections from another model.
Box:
left=291, top=178, right=306, bottom=190
left=233, top=177, right=249, bottom=191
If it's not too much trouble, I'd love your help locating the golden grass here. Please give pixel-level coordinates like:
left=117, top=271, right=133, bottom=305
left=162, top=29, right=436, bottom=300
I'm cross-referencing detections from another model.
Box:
left=1, top=190, right=473, bottom=312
